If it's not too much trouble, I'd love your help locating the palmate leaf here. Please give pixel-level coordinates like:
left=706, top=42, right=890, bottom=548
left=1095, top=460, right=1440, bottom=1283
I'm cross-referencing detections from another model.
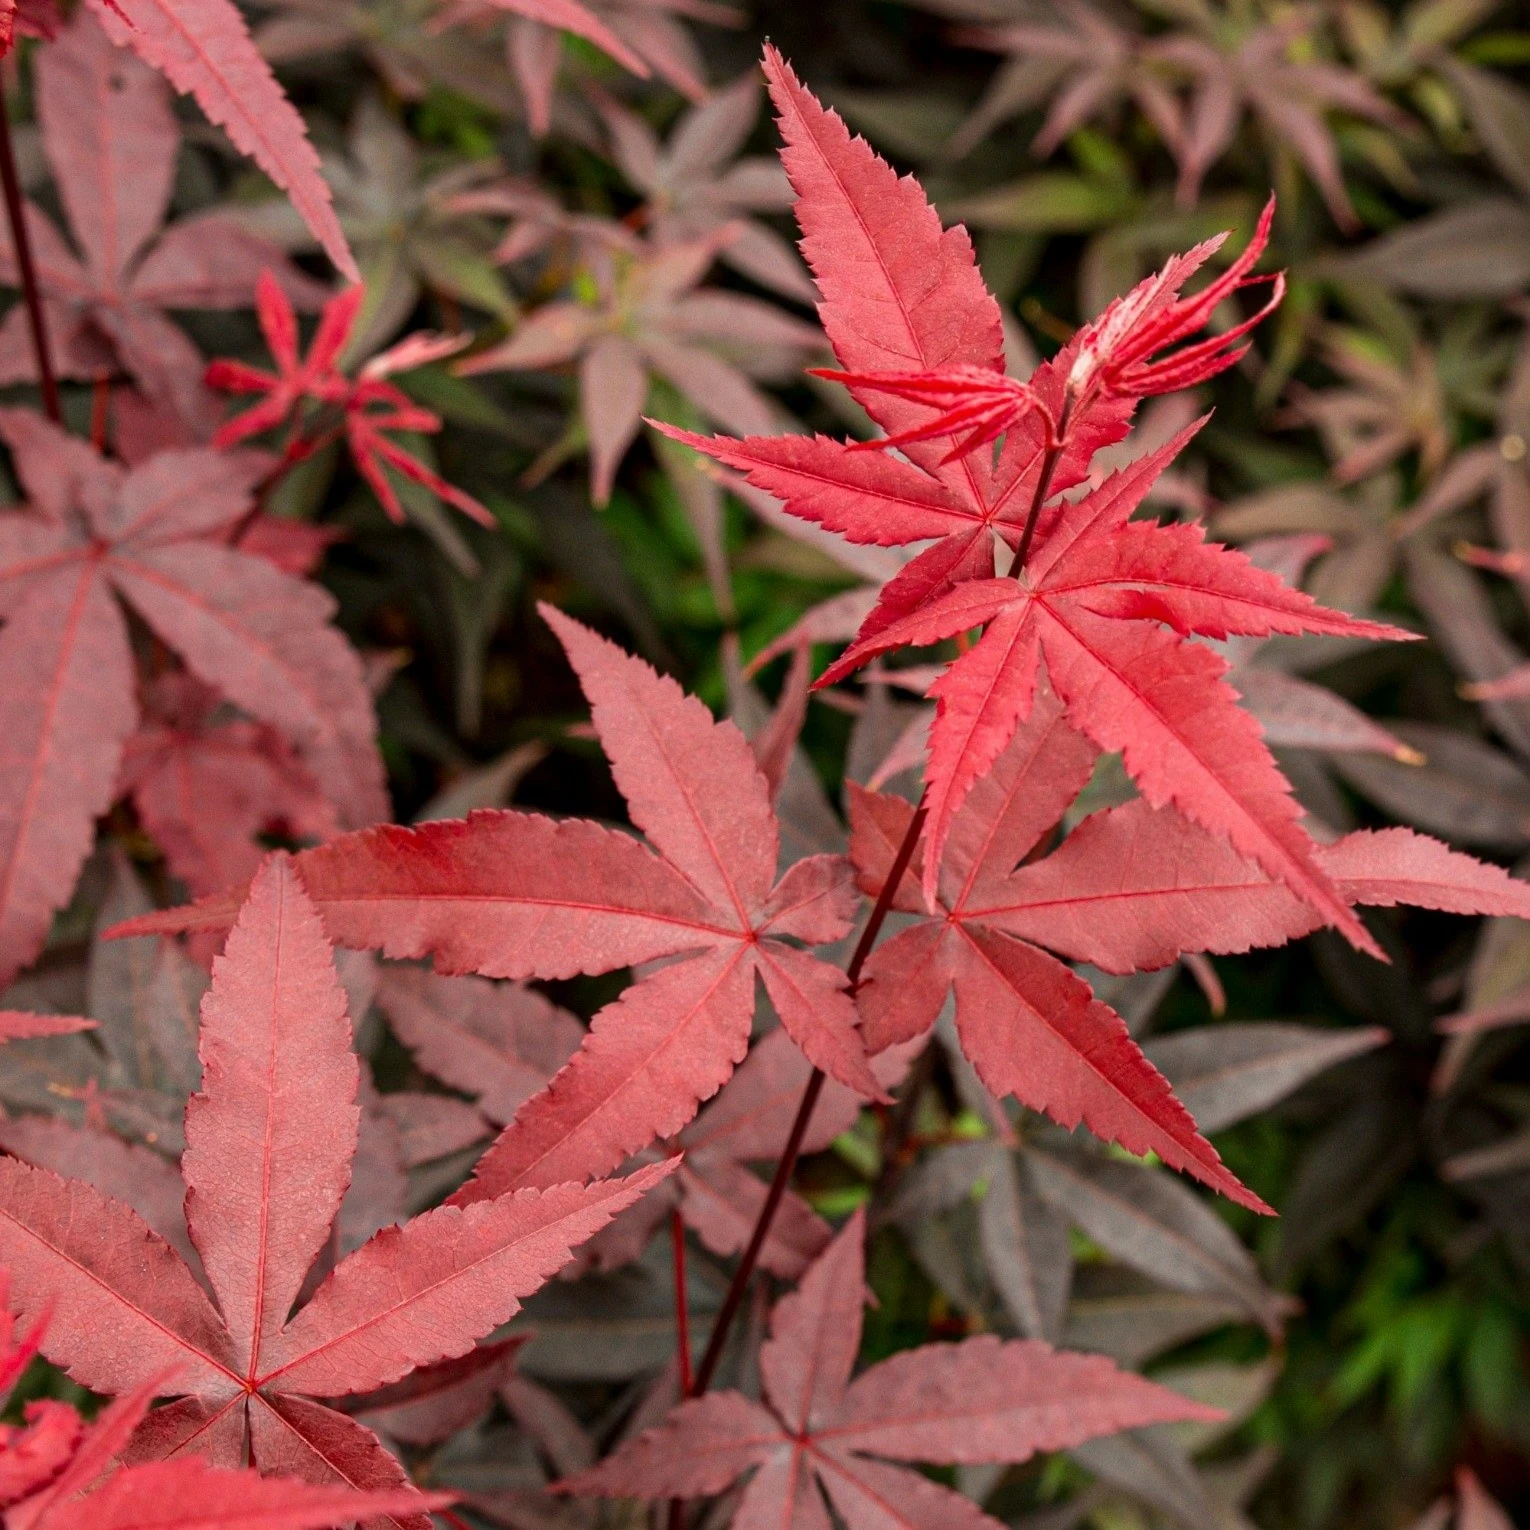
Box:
left=460, top=227, right=819, bottom=505
left=848, top=679, right=1530, bottom=1211
left=0, top=855, right=670, bottom=1526
left=827, top=424, right=1413, bottom=948
left=566, top=1211, right=1220, bottom=1530
left=658, top=46, right=1132, bottom=576
left=118, top=606, right=884, bottom=1197
left=0, top=412, right=385, bottom=987
left=0, top=1282, right=454, bottom=1529
left=653, top=52, right=1395, bottom=951
left=595, top=71, right=813, bottom=302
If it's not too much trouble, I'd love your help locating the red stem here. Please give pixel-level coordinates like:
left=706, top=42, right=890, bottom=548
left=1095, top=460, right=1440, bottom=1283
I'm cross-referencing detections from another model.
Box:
left=671, top=1208, right=693, bottom=1396
left=670, top=385, right=1055, bottom=1470
left=687, top=792, right=929, bottom=1402
left=1009, top=394, right=1073, bottom=576
left=0, top=72, right=59, bottom=424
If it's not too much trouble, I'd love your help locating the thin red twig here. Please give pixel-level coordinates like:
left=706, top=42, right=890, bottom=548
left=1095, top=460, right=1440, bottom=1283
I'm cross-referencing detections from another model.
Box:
left=673, top=374, right=1062, bottom=1441
left=0, top=72, right=59, bottom=423
left=671, top=1207, right=693, bottom=1396
left=1010, top=394, right=1073, bottom=576
left=687, top=790, right=930, bottom=1401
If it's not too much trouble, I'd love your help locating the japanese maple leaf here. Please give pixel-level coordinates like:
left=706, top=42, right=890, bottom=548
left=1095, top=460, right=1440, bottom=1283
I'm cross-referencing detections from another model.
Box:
left=596, top=71, right=814, bottom=302
left=566, top=1209, right=1221, bottom=1530
left=0, top=410, right=385, bottom=987
left=435, top=0, right=743, bottom=137
left=845, top=677, right=1265, bottom=1213
left=655, top=48, right=1175, bottom=680
left=848, top=686, right=1530, bottom=1201
left=819, top=422, right=1413, bottom=947
left=460, top=227, right=820, bottom=503
left=0, top=855, right=671, bottom=1524
left=206, top=273, right=494, bottom=528
left=116, top=606, right=884, bottom=1193
left=0, top=12, right=324, bottom=432
left=120, top=673, right=341, bottom=899
left=1283, top=326, right=1455, bottom=485
left=79, top=0, right=356, bottom=281
left=0, top=1290, right=454, bottom=1529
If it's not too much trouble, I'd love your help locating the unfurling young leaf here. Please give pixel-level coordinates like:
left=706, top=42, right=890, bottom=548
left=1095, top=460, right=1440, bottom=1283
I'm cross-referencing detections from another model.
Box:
left=207, top=272, right=494, bottom=528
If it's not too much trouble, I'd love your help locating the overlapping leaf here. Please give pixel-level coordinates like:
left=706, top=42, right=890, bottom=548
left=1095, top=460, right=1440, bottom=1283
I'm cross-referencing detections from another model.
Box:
left=86, top=0, right=356, bottom=280
left=849, top=679, right=1530, bottom=1208
left=828, top=423, right=1412, bottom=945
left=0, top=13, right=325, bottom=432
left=0, top=411, right=385, bottom=986
left=120, top=606, right=881, bottom=1196
left=0, top=855, right=669, bottom=1523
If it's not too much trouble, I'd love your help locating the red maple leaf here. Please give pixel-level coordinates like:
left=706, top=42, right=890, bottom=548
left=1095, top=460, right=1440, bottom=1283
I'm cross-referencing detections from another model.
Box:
left=822, top=425, right=1415, bottom=946
left=0, top=12, right=324, bottom=433
left=655, top=45, right=1134, bottom=645
left=847, top=679, right=1530, bottom=1213
left=207, top=273, right=494, bottom=528
left=0, top=1279, right=455, bottom=1529
left=113, top=606, right=887, bottom=1193
left=81, top=0, right=356, bottom=281
left=655, top=55, right=1380, bottom=944
left=0, top=411, right=385, bottom=987
left=564, top=1209, right=1221, bottom=1530
left=0, top=855, right=670, bottom=1524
